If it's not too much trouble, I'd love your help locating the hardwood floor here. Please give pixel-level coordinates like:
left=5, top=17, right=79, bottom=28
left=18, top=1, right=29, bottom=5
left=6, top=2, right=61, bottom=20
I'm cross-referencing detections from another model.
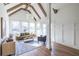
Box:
left=20, top=42, right=79, bottom=56
left=51, top=42, right=79, bottom=56
left=1, top=41, right=79, bottom=56
left=20, top=46, right=51, bottom=56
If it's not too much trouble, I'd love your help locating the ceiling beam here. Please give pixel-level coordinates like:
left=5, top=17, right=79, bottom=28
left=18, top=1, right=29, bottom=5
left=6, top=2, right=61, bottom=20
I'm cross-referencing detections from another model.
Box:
left=9, top=7, right=37, bottom=21
left=33, top=17, right=37, bottom=21
left=4, top=3, right=10, bottom=5
left=38, top=3, right=47, bottom=17
left=22, top=8, right=31, bottom=14
left=7, top=3, right=26, bottom=12
left=7, top=3, right=41, bottom=19
left=29, top=5, right=41, bottom=19
left=9, top=8, right=31, bottom=16
left=25, top=3, right=30, bottom=9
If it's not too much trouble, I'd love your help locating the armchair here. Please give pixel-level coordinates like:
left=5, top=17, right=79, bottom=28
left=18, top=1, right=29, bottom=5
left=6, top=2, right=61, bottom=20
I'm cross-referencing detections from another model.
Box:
left=38, top=36, right=46, bottom=45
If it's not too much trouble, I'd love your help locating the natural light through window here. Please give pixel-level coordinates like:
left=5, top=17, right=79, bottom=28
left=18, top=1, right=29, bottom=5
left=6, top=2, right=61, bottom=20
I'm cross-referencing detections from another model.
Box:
left=29, top=22, right=35, bottom=34
left=12, top=21, right=20, bottom=35
left=22, top=22, right=29, bottom=33
left=11, top=21, right=47, bottom=37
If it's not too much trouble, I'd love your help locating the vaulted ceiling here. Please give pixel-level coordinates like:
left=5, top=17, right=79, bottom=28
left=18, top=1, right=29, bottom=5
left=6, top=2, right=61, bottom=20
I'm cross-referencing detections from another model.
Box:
left=4, top=3, right=47, bottom=21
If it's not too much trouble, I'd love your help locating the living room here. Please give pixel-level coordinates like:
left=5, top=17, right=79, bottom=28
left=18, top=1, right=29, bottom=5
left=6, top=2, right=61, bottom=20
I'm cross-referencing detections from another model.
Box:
left=0, top=3, right=50, bottom=56
left=1, top=3, right=79, bottom=56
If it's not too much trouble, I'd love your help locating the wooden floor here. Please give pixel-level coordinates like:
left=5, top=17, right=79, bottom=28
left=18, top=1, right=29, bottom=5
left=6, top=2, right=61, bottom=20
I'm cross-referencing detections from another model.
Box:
left=17, top=42, right=79, bottom=56
left=20, top=46, right=51, bottom=56
left=51, top=42, right=79, bottom=56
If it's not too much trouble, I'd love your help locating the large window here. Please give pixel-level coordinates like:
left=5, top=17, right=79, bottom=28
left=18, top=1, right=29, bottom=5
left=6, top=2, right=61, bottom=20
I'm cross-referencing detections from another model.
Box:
left=10, top=21, right=47, bottom=36
left=22, top=22, right=29, bottom=33
left=42, top=24, right=47, bottom=35
left=36, top=23, right=42, bottom=36
left=12, top=21, right=20, bottom=34
left=29, top=23, right=35, bottom=33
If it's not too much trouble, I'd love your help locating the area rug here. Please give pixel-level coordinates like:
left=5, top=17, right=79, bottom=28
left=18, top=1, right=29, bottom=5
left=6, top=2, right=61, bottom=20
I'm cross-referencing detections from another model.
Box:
left=24, top=41, right=43, bottom=47
left=15, top=42, right=36, bottom=56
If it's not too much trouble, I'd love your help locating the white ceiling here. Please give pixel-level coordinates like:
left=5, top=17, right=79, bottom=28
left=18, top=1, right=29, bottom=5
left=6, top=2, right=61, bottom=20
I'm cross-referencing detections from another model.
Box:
left=4, top=3, right=48, bottom=21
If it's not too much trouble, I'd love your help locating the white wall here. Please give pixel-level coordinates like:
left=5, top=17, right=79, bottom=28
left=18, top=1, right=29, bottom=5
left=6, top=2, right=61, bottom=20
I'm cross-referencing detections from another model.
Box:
left=51, top=3, right=79, bottom=49
left=0, top=4, right=9, bottom=43
left=9, top=10, right=31, bottom=22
